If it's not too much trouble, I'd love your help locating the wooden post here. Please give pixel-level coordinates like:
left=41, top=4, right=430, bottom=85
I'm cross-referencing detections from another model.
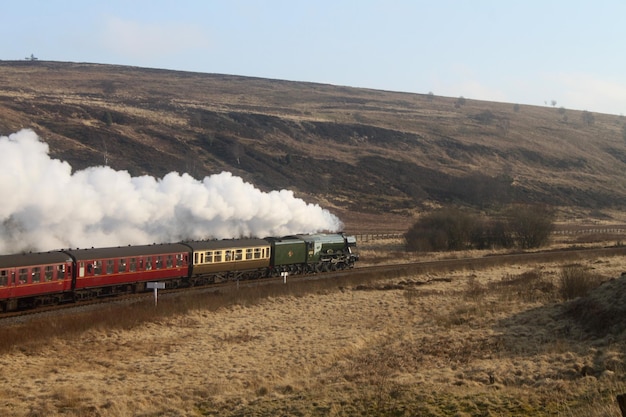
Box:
left=617, top=394, right=626, bottom=417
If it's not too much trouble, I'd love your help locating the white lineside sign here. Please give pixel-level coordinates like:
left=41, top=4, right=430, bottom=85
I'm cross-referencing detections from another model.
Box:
left=146, top=282, right=166, bottom=306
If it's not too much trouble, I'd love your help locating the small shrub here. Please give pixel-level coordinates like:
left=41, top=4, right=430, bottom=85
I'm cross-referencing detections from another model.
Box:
left=559, top=265, right=602, bottom=300
left=470, top=110, right=496, bottom=125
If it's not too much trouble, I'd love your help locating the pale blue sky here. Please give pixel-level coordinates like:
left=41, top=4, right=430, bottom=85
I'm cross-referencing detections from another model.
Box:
left=3, top=0, right=626, bottom=115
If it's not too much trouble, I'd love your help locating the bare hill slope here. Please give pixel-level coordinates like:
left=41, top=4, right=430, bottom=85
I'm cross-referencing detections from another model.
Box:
left=1, top=60, right=625, bottom=228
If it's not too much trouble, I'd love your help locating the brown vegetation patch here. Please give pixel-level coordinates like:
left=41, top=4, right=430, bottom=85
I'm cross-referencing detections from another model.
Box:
left=1, top=247, right=626, bottom=415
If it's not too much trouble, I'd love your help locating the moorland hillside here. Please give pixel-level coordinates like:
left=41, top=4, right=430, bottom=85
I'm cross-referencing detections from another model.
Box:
left=1, top=60, right=625, bottom=231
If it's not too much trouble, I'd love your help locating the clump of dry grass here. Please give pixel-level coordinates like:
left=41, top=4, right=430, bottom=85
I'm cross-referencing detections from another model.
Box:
left=493, top=269, right=558, bottom=303
left=561, top=268, right=626, bottom=338
left=559, top=264, right=604, bottom=301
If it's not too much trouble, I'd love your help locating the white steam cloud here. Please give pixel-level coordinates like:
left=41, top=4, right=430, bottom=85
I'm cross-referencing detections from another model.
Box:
left=0, top=130, right=343, bottom=254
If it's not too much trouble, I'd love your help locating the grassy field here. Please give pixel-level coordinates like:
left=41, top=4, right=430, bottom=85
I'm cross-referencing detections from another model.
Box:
left=1, top=234, right=626, bottom=416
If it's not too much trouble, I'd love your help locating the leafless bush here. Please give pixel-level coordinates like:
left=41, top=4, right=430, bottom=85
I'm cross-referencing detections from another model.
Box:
left=405, top=204, right=554, bottom=252
left=405, top=208, right=476, bottom=251
left=505, top=204, right=555, bottom=249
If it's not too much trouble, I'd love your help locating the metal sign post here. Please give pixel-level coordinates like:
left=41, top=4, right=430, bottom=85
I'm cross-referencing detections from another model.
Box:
left=146, top=282, right=165, bottom=306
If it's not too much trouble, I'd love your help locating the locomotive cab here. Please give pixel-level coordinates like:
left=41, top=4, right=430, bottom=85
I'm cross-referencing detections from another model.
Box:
left=344, top=234, right=359, bottom=263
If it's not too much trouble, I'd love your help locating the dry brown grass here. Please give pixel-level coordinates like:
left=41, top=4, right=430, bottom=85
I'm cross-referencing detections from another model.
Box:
left=1, top=238, right=626, bottom=415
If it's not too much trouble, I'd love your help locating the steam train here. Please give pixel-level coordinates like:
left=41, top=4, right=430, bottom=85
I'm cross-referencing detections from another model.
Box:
left=0, top=233, right=359, bottom=312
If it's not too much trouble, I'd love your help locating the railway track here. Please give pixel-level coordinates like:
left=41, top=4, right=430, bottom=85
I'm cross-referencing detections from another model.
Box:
left=3, top=245, right=626, bottom=322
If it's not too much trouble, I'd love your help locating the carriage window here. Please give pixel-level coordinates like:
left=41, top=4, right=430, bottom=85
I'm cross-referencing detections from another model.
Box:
left=57, top=264, right=65, bottom=279
left=32, top=267, right=41, bottom=283
left=45, top=266, right=54, bottom=281
left=129, top=258, right=137, bottom=272
left=254, top=248, right=261, bottom=259
left=155, top=256, right=162, bottom=270
left=145, top=257, right=152, bottom=271
left=224, top=250, right=232, bottom=261
left=214, top=251, right=222, bottom=262
left=18, top=268, right=28, bottom=284
left=118, top=259, right=127, bottom=273
left=166, top=255, right=173, bottom=268
left=205, top=251, right=212, bottom=263
left=0, top=270, right=7, bottom=286
left=235, top=250, right=243, bottom=261
left=246, top=249, right=253, bottom=260
left=176, top=254, right=184, bottom=267
left=106, top=260, right=114, bottom=274
left=93, top=261, right=102, bottom=275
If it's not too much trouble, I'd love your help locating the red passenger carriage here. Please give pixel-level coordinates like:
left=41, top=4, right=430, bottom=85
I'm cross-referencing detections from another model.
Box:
left=0, top=251, right=74, bottom=311
left=63, top=243, right=191, bottom=299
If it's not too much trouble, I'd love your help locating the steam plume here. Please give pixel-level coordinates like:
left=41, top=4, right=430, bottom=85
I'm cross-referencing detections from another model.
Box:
left=0, top=129, right=343, bottom=254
